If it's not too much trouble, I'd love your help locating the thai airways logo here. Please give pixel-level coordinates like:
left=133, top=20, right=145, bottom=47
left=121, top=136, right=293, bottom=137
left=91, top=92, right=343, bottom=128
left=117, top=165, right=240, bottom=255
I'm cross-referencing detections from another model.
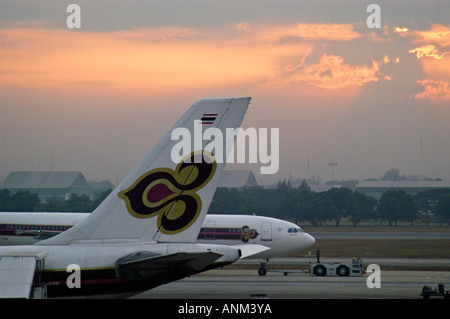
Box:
left=118, top=151, right=217, bottom=235
left=241, top=226, right=259, bottom=243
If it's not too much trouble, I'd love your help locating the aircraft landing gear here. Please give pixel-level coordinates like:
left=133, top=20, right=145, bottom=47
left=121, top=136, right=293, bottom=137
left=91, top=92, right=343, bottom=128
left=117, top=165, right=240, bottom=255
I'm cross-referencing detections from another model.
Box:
left=258, top=258, right=270, bottom=276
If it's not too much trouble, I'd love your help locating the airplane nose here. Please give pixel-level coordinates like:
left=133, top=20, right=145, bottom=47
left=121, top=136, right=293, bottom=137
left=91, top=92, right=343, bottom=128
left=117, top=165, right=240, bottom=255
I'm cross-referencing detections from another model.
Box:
left=306, top=233, right=315, bottom=246
left=302, top=233, right=315, bottom=249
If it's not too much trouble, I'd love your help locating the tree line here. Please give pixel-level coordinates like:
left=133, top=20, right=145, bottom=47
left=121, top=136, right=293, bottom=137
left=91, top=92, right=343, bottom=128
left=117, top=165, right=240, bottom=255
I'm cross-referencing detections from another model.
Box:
left=209, top=181, right=450, bottom=226
left=0, top=189, right=112, bottom=213
left=1, top=183, right=449, bottom=226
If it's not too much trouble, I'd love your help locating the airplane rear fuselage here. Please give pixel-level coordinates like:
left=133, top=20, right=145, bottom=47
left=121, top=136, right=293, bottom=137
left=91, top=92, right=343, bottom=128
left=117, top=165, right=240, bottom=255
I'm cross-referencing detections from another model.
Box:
left=0, top=242, right=241, bottom=298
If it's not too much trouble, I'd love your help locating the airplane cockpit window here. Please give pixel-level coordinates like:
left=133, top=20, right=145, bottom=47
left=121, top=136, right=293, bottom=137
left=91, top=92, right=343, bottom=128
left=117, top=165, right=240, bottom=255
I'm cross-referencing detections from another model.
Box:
left=288, top=227, right=304, bottom=233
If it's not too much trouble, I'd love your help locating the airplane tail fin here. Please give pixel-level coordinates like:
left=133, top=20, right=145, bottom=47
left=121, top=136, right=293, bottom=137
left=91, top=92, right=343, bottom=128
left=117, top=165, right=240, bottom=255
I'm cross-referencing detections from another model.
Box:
left=40, top=97, right=250, bottom=245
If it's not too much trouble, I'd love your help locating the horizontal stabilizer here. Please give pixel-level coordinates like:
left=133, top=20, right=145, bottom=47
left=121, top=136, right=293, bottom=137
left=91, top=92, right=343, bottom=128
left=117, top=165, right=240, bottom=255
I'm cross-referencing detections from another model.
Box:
left=232, top=244, right=271, bottom=259
left=115, top=251, right=222, bottom=282
left=0, top=251, right=48, bottom=299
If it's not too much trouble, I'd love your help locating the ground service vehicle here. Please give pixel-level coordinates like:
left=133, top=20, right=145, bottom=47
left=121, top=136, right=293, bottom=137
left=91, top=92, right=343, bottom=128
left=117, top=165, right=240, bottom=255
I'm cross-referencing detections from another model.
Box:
left=310, top=251, right=364, bottom=277
left=420, top=283, right=450, bottom=299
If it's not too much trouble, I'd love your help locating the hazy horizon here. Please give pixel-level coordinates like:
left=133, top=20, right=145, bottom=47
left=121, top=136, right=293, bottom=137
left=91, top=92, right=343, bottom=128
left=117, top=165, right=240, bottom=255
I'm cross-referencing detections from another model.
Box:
left=1, top=1, right=449, bottom=185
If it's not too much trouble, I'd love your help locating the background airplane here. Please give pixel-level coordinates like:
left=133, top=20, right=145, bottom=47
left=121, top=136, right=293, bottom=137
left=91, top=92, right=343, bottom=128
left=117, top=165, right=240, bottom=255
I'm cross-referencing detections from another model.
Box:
left=198, top=214, right=315, bottom=275
left=0, top=212, right=315, bottom=276
left=0, top=97, right=259, bottom=298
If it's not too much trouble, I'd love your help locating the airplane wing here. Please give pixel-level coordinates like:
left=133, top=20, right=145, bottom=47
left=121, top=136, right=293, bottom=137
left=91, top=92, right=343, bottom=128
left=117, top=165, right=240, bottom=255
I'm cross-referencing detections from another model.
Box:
left=115, top=250, right=223, bottom=282
left=0, top=251, right=48, bottom=299
left=231, top=244, right=271, bottom=259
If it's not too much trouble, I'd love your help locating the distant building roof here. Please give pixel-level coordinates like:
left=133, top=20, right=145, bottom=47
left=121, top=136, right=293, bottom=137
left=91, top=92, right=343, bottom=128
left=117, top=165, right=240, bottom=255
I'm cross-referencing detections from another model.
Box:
left=218, top=170, right=258, bottom=188
left=356, top=180, right=449, bottom=189
left=1, top=171, right=90, bottom=189
left=355, top=180, right=450, bottom=196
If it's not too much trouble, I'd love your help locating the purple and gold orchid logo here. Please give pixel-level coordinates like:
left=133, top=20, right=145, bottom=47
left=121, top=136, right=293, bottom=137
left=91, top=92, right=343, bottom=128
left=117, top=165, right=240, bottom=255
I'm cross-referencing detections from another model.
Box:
left=118, top=151, right=217, bottom=235
left=241, top=225, right=259, bottom=243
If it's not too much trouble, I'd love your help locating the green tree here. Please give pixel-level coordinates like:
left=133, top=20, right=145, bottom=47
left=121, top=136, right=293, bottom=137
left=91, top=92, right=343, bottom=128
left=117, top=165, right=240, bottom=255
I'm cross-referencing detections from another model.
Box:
left=283, top=187, right=322, bottom=226
left=414, top=188, right=450, bottom=212
left=64, top=194, right=92, bottom=212
left=11, top=190, right=40, bottom=212
left=321, top=187, right=355, bottom=226
left=41, top=196, right=65, bottom=212
left=349, top=192, right=377, bottom=226
left=0, top=189, right=14, bottom=211
left=243, top=186, right=273, bottom=216
left=377, top=189, right=417, bottom=226
left=91, top=188, right=113, bottom=211
left=434, top=194, right=450, bottom=225
left=305, top=195, right=328, bottom=226
left=209, top=187, right=245, bottom=215
left=282, top=188, right=304, bottom=224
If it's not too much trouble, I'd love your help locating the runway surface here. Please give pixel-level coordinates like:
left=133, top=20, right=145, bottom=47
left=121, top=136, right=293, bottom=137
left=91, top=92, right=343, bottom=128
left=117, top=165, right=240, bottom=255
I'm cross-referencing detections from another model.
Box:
left=134, top=267, right=450, bottom=299
left=310, top=231, right=450, bottom=240
left=237, top=257, right=450, bottom=270
left=133, top=232, right=450, bottom=300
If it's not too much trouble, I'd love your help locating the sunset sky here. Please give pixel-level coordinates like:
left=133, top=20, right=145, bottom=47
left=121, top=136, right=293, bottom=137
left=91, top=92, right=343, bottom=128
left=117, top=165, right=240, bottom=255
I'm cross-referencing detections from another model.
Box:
left=1, top=0, right=449, bottom=185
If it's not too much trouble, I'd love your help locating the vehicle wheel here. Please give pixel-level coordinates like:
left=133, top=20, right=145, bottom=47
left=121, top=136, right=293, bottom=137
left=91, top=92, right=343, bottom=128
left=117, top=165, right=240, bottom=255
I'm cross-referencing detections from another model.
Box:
left=258, top=267, right=267, bottom=276
left=337, top=265, right=350, bottom=276
left=313, top=265, right=327, bottom=276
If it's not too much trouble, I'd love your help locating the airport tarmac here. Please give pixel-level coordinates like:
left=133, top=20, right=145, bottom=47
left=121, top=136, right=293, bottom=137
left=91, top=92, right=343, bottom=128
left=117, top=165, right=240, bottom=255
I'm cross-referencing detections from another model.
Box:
left=310, top=231, right=450, bottom=240
left=134, top=265, right=450, bottom=299
left=236, top=257, right=450, bottom=271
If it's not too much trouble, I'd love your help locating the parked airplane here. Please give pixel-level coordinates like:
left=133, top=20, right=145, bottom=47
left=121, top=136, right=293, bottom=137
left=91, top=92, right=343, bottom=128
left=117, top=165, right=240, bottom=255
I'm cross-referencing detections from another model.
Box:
left=198, top=214, right=315, bottom=276
left=0, top=212, right=315, bottom=276
left=0, top=97, right=261, bottom=298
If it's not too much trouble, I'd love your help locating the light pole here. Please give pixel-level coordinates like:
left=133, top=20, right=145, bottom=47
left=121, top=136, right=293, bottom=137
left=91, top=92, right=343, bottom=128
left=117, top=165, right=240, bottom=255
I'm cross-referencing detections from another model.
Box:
left=328, top=162, right=337, bottom=185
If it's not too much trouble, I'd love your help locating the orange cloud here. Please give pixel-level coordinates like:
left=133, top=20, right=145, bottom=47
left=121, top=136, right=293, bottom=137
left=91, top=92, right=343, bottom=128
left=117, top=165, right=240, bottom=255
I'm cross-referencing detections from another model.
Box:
left=414, top=79, right=450, bottom=101
left=0, top=22, right=378, bottom=102
left=413, top=24, right=450, bottom=47
left=0, top=26, right=310, bottom=95
left=253, top=23, right=362, bottom=43
left=409, top=44, right=450, bottom=60
left=395, top=27, right=409, bottom=33
left=406, top=24, right=450, bottom=89
left=421, top=56, right=450, bottom=81
left=284, top=54, right=380, bottom=89
left=394, top=26, right=409, bottom=38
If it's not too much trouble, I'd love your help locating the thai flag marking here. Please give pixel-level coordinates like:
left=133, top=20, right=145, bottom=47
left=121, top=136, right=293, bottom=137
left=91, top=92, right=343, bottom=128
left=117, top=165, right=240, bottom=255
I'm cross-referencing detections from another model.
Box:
left=200, top=113, right=218, bottom=124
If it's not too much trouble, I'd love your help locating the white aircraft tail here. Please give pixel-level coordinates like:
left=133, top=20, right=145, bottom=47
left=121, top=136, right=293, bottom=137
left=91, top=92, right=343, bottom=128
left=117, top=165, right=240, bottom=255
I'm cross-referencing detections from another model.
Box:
left=40, top=97, right=250, bottom=245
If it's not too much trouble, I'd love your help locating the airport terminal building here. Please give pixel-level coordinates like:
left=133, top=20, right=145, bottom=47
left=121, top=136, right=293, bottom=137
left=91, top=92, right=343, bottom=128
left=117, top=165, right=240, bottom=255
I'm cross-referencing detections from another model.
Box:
left=0, top=171, right=93, bottom=202
left=355, top=180, right=450, bottom=198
